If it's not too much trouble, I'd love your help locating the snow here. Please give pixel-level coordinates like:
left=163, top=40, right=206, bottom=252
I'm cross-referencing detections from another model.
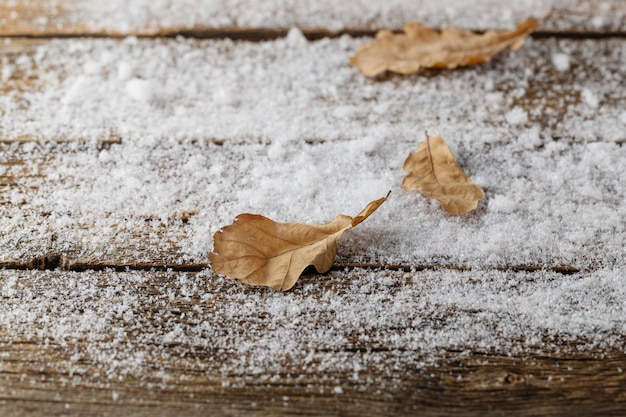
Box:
left=125, top=77, right=155, bottom=102
left=0, top=36, right=624, bottom=142
left=1, top=62, right=13, bottom=81
left=117, top=61, right=133, bottom=81
left=581, top=88, right=599, bottom=109
left=2, top=132, right=626, bottom=269
left=0, top=267, right=624, bottom=385
left=591, top=15, right=606, bottom=28
left=551, top=52, right=570, bottom=71
left=504, top=107, right=528, bottom=125
left=487, top=194, right=516, bottom=214
left=0, top=34, right=624, bottom=269
left=6, top=0, right=625, bottom=34
left=65, top=0, right=567, bottom=33
left=0, top=2, right=625, bottom=389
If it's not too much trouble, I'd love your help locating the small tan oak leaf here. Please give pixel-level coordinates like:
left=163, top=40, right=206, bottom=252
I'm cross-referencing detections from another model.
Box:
left=350, top=18, right=537, bottom=77
left=402, top=134, right=484, bottom=215
left=208, top=194, right=388, bottom=291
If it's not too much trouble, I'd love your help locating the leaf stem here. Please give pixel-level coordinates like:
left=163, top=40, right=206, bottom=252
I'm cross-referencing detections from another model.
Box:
left=425, top=133, right=440, bottom=186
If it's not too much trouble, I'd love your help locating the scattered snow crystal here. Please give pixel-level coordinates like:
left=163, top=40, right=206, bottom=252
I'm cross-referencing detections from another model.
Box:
left=488, top=194, right=516, bottom=213
left=83, top=60, right=101, bottom=75
left=125, top=77, right=154, bottom=102
left=551, top=52, right=570, bottom=71
left=1, top=63, right=14, bottom=80
left=117, top=61, right=133, bottom=81
left=68, top=0, right=560, bottom=33
left=591, top=15, right=605, bottom=28
left=581, top=88, right=599, bottom=109
left=286, top=27, right=307, bottom=47
left=504, top=107, right=528, bottom=125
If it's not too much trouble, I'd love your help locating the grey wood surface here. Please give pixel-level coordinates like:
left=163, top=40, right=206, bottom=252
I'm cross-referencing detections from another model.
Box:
left=1, top=1, right=626, bottom=415
left=1, top=269, right=625, bottom=417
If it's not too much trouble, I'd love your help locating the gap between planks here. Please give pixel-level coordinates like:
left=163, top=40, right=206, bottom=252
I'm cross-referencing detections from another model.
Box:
left=0, top=254, right=583, bottom=275
left=2, top=28, right=626, bottom=41
left=1, top=137, right=624, bottom=147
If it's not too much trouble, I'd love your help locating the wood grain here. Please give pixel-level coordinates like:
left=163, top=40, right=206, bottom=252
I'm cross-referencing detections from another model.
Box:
left=2, top=352, right=625, bottom=417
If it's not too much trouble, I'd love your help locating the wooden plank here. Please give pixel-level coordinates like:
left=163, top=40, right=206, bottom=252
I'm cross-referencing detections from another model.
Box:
left=0, top=0, right=624, bottom=37
left=0, top=268, right=625, bottom=416
left=2, top=134, right=626, bottom=269
left=0, top=37, right=623, bottom=143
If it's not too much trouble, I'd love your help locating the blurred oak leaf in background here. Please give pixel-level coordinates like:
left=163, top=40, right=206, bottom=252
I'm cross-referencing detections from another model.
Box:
left=351, top=18, right=537, bottom=77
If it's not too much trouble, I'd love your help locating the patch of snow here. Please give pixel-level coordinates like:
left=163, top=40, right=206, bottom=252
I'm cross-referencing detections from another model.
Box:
left=0, top=267, right=624, bottom=386
left=485, top=92, right=503, bottom=108
left=286, top=27, right=307, bottom=47
left=591, top=15, right=605, bottom=28
left=83, top=60, right=101, bottom=75
left=1, top=62, right=14, bottom=81
left=67, top=0, right=563, bottom=33
left=1, top=274, right=18, bottom=297
left=2, top=137, right=626, bottom=268
left=0, top=37, right=623, bottom=142
left=488, top=194, right=516, bottom=213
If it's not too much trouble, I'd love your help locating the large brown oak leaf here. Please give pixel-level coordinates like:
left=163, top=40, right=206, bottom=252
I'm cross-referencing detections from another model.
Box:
left=209, top=195, right=387, bottom=291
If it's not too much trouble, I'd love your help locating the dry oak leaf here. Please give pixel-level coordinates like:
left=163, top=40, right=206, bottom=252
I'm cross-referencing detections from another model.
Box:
left=350, top=18, right=537, bottom=77
left=403, top=134, right=484, bottom=215
left=209, top=195, right=388, bottom=291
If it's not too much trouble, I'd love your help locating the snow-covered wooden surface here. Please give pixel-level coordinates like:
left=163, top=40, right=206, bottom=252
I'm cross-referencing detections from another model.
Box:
left=0, top=0, right=625, bottom=36
left=1, top=1, right=626, bottom=416
left=1, top=268, right=626, bottom=417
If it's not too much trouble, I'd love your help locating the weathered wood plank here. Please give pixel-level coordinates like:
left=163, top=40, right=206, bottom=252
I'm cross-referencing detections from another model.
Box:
left=0, top=37, right=623, bottom=143
left=0, top=268, right=625, bottom=416
left=2, top=134, right=626, bottom=269
left=0, top=0, right=624, bottom=37
left=2, top=349, right=626, bottom=417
